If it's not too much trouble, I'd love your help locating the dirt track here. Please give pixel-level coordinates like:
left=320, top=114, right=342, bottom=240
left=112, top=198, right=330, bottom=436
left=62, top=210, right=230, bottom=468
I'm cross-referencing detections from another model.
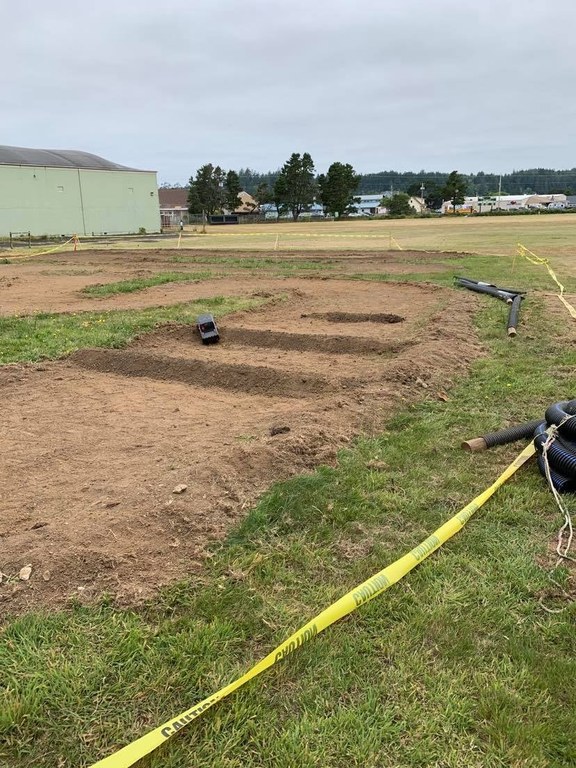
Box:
left=0, top=247, right=456, bottom=315
left=0, top=249, right=483, bottom=614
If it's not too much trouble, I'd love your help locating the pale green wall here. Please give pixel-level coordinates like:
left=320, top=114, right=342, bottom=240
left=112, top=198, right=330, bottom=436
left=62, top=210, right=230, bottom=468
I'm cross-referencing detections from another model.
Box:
left=0, top=165, right=161, bottom=236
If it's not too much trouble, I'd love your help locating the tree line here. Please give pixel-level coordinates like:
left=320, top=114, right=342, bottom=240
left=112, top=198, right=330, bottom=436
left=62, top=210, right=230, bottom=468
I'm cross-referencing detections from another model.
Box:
left=236, top=168, right=576, bottom=197
left=188, top=154, right=362, bottom=220
left=187, top=155, right=471, bottom=219
left=178, top=163, right=576, bottom=215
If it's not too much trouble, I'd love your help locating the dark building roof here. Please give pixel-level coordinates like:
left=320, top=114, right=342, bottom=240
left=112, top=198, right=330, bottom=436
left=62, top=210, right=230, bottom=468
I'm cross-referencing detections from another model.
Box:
left=0, top=145, right=152, bottom=172
left=158, top=188, right=189, bottom=208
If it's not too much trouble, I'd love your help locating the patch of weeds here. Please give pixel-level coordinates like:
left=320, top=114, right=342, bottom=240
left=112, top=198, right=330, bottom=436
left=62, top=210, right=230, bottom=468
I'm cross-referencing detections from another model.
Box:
left=0, top=296, right=270, bottom=364
left=82, top=271, right=214, bottom=297
left=171, top=255, right=336, bottom=273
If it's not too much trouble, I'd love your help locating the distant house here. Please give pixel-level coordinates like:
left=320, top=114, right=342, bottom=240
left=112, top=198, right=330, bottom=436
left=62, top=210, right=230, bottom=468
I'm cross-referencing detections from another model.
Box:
left=230, top=191, right=258, bottom=215
left=350, top=194, right=387, bottom=216
left=441, top=193, right=567, bottom=214
left=158, top=188, right=189, bottom=226
left=159, top=188, right=260, bottom=225
left=408, top=196, right=427, bottom=214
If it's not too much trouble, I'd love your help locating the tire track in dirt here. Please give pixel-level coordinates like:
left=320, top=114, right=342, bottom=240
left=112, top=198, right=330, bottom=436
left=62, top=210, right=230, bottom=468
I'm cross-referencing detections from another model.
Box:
left=71, top=348, right=364, bottom=397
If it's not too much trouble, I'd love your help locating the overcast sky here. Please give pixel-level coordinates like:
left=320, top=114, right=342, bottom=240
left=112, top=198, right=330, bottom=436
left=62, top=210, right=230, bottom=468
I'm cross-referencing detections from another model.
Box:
left=3, top=0, right=576, bottom=183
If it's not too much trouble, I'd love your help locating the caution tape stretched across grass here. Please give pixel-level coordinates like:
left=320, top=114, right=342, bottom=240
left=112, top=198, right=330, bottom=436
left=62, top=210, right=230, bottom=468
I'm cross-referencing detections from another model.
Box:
left=517, top=243, right=576, bottom=320
left=90, top=442, right=536, bottom=768
left=7, top=235, right=77, bottom=261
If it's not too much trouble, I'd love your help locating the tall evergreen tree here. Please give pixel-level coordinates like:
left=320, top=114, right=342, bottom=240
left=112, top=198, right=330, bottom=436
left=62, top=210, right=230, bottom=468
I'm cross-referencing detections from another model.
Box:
left=317, top=162, right=360, bottom=218
left=224, top=170, right=242, bottom=212
left=274, top=153, right=316, bottom=221
left=187, top=164, right=225, bottom=216
left=272, top=175, right=289, bottom=219
left=441, top=170, right=468, bottom=210
left=255, top=182, right=273, bottom=207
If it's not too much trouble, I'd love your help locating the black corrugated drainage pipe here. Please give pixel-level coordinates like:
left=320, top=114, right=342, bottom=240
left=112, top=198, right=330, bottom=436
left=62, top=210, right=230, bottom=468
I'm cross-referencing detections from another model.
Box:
left=454, top=276, right=525, bottom=336
left=463, top=400, right=576, bottom=493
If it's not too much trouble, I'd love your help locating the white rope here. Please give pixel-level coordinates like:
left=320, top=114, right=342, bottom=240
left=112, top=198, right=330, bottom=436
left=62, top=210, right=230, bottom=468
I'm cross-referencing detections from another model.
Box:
left=539, top=414, right=576, bottom=613
left=541, top=415, right=576, bottom=564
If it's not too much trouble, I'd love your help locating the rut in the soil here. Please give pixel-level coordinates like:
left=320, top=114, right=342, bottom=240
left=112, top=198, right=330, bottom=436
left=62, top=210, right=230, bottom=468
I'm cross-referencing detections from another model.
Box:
left=302, top=312, right=405, bottom=324
left=70, top=348, right=363, bottom=397
left=218, top=327, right=413, bottom=355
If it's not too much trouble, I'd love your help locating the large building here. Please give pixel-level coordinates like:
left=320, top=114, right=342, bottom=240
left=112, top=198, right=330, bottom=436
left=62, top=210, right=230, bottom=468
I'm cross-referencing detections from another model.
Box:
left=0, top=145, right=161, bottom=236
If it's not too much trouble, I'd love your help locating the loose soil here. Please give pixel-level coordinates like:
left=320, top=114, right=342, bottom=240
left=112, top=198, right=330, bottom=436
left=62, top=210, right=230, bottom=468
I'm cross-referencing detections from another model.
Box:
left=0, top=250, right=485, bottom=614
left=0, top=247, right=451, bottom=316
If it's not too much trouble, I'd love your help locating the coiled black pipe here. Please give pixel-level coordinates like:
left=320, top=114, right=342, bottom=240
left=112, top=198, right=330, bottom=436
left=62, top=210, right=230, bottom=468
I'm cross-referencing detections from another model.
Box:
left=532, top=400, right=576, bottom=492
left=536, top=455, right=574, bottom=493
left=463, top=400, right=576, bottom=493
left=534, top=422, right=576, bottom=478
left=545, top=400, right=576, bottom=438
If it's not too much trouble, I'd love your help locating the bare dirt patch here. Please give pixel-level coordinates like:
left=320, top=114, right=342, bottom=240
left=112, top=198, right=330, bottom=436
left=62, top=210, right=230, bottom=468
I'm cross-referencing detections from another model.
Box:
left=0, top=258, right=484, bottom=615
left=71, top=348, right=346, bottom=398
left=0, top=247, right=450, bottom=316
left=304, top=312, right=405, bottom=324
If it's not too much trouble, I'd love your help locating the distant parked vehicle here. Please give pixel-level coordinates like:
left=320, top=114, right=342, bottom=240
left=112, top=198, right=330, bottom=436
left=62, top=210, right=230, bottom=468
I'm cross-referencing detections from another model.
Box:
left=197, top=313, right=220, bottom=344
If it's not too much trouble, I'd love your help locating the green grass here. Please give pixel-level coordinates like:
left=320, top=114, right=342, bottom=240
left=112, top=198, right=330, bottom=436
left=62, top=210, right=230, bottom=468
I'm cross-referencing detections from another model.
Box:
left=171, top=255, right=337, bottom=272
left=82, top=271, right=214, bottom=297
left=0, top=296, right=268, bottom=364
left=347, top=251, right=576, bottom=293
left=1, top=278, right=575, bottom=766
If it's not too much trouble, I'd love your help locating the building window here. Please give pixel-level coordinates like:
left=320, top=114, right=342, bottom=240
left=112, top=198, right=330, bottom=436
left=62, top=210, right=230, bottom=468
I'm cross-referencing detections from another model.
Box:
left=128, top=187, right=134, bottom=193
left=57, top=185, right=64, bottom=192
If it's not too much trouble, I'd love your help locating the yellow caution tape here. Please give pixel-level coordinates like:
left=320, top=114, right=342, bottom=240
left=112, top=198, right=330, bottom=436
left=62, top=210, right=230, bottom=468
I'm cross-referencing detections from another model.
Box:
left=89, top=441, right=536, bottom=767
left=8, top=235, right=76, bottom=261
left=517, top=243, right=576, bottom=320
left=194, top=231, right=394, bottom=239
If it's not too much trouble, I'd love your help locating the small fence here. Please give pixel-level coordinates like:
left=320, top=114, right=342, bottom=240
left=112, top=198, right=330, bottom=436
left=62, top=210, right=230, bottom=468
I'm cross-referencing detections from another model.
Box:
left=6, top=231, right=31, bottom=249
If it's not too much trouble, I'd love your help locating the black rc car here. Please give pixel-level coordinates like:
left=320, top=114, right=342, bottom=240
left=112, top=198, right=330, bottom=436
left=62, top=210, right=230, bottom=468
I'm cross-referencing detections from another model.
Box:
left=197, top=313, right=220, bottom=344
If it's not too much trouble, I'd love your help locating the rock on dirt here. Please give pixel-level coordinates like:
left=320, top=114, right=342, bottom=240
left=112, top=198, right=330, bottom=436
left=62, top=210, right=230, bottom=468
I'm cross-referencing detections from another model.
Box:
left=19, top=565, right=32, bottom=581
left=172, top=484, right=188, bottom=494
left=270, top=425, right=291, bottom=436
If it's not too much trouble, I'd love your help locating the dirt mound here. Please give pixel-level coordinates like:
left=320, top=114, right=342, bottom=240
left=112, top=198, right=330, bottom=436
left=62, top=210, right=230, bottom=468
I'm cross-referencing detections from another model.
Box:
left=304, top=312, right=405, bottom=324
left=220, top=327, right=413, bottom=355
left=71, top=348, right=349, bottom=397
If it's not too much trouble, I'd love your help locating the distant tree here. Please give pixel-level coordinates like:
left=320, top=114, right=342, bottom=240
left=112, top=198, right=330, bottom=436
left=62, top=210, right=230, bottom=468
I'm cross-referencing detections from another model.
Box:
left=422, top=182, right=445, bottom=211
left=274, top=152, right=316, bottom=221
left=406, top=182, right=424, bottom=198
left=187, top=164, right=226, bottom=216
left=237, top=168, right=281, bottom=195
left=224, top=170, right=242, bottom=212
left=255, top=182, right=273, bottom=208
left=187, top=185, right=203, bottom=214
left=384, top=193, right=413, bottom=217
left=317, top=162, right=361, bottom=218
left=272, top=175, right=289, bottom=219
left=442, top=170, right=468, bottom=211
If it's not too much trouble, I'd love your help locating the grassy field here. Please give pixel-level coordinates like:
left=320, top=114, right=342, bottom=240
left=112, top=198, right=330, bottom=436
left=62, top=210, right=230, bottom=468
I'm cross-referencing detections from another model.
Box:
left=5, top=214, right=576, bottom=273
left=1, top=242, right=576, bottom=767
left=0, top=296, right=266, bottom=364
